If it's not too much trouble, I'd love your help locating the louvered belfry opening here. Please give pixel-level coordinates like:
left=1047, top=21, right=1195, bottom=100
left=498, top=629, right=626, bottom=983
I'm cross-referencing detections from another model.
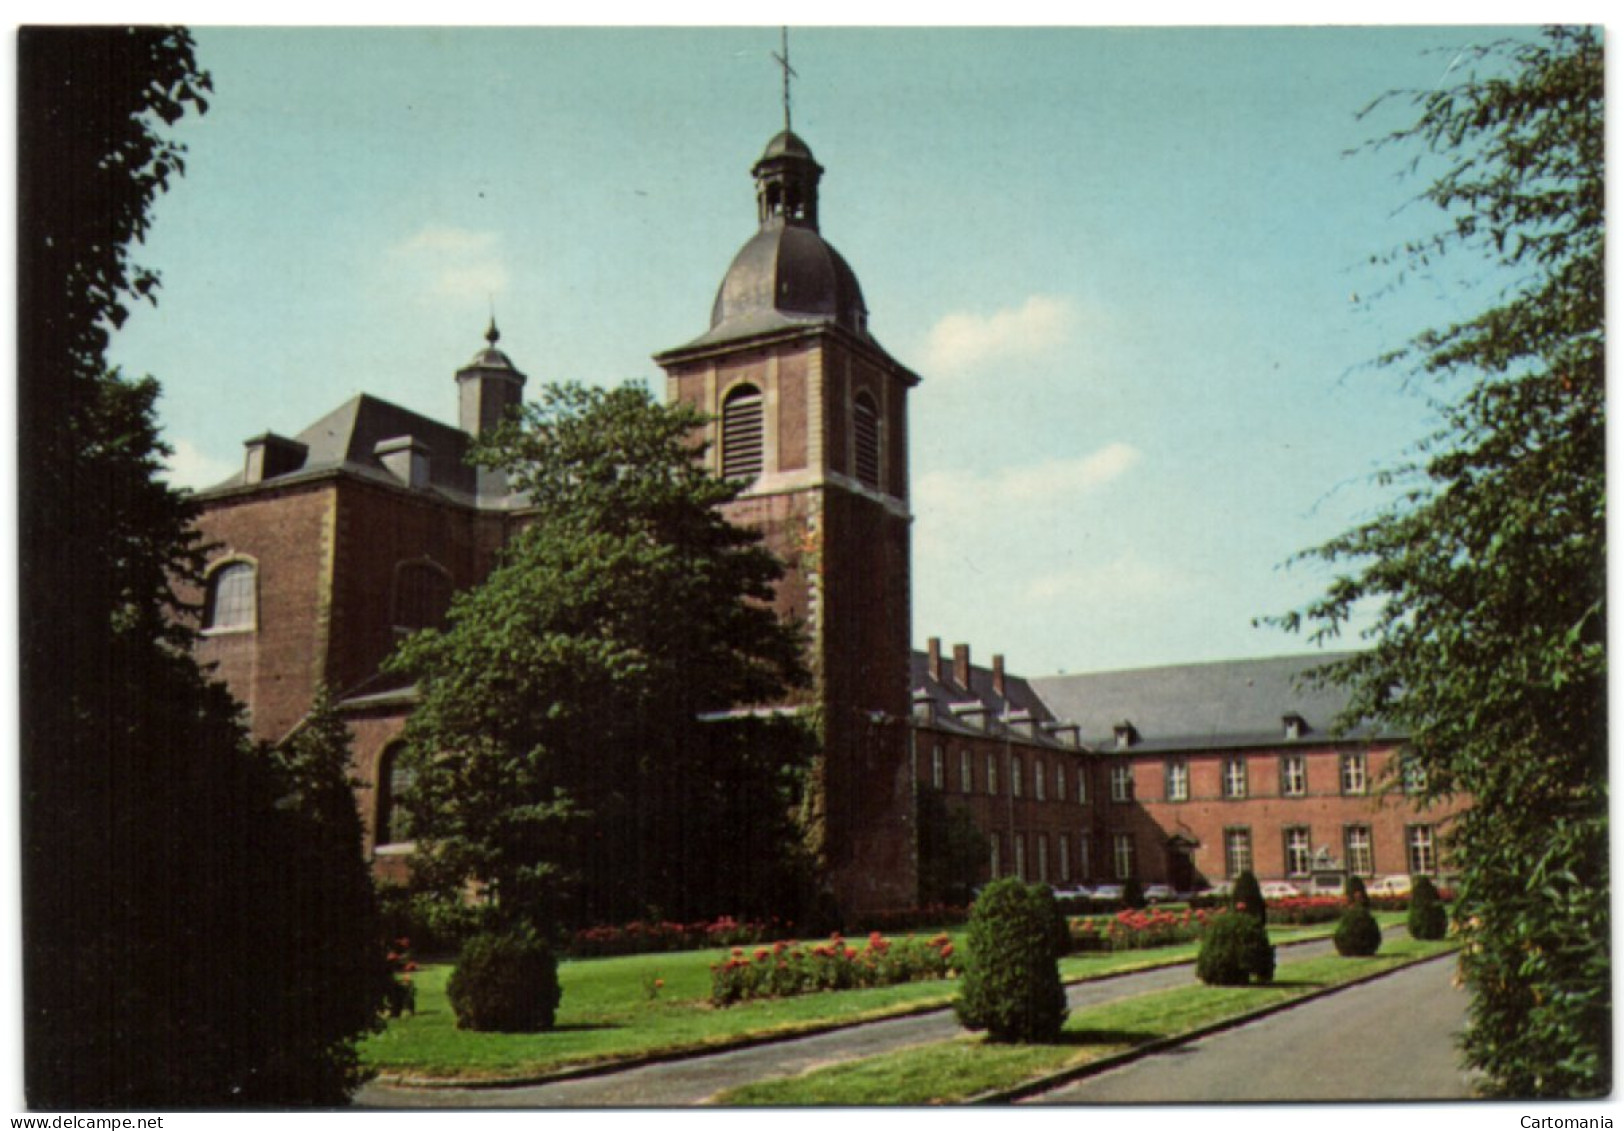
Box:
left=722, top=383, right=765, bottom=481
left=853, top=392, right=881, bottom=490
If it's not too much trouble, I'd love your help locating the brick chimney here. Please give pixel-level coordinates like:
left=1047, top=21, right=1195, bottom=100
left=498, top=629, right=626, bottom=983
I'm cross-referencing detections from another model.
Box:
left=927, top=637, right=943, bottom=683
left=953, top=643, right=971, bottom=689
left=992, top=653, right=1006, bottom=698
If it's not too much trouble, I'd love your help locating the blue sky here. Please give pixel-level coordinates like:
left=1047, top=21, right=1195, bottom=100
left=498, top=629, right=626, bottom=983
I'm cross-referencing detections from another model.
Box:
left=102, top=22, right=1547, bottom=677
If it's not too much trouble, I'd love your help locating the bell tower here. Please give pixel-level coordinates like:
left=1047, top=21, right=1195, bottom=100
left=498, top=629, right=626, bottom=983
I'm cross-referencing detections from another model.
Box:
left=655, top=125, right=921, bottom=913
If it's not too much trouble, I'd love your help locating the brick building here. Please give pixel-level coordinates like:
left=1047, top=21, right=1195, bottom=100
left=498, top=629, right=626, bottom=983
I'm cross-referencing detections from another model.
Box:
left=186, top=121, right=1459, bottom=913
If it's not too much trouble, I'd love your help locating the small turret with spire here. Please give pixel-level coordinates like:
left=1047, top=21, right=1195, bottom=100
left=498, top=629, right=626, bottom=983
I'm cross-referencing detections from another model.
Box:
left=455, top=316, right=526, bottom=498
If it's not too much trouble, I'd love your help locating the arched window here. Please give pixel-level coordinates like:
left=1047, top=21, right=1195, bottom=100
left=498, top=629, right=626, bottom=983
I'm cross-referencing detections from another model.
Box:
left=376, top=744, right=415, bottom=847
left=203, top=561, right=256, bottom=631
left=853, top=392, right=881, bottom=490
left=721, top=383, right=764, bottom=482
left=394, top=561, right=452, bottom=633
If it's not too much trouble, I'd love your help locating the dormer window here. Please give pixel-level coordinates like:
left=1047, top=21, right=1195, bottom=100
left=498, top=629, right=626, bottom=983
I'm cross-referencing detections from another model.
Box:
left=721, top=384, right=765, bottom=482
left=1114, top=722, right=1138, bottom=750
left=1283, top=713, right=1307, bottom=741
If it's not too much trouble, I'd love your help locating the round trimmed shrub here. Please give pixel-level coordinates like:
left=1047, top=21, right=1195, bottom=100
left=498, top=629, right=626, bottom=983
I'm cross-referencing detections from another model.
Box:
left=1230, top=871, right=1267, bottom=926
left=1408, top=875, right=1448, bottom=940
left=1345, top=874, right=1369, bottom=906
left=1333, top=903, right=1383, bottom=956
left=1196, top=910, right=1275, bottom=986
left=955, top=878, right=1069, bottom=1042
left=446, top=927, right=563, bottom=1032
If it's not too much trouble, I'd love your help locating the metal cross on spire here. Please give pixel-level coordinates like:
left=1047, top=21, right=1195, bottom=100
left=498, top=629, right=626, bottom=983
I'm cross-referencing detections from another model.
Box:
left=771, top=26, right=797, bottom=132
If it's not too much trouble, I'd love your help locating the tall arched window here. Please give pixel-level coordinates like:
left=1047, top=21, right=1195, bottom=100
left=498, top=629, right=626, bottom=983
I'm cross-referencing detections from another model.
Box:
left=721, top=383, right=764, bottom=482
left=203, top=560, right=256, bottom=631
left=376, top=744, right=415, bottom=847
left=394, top=561, right=452, bottom=633
left=853, top=391, right=881, bottom=490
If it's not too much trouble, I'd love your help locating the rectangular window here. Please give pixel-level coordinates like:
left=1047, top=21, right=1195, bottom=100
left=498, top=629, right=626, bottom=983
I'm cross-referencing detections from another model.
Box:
left=1284, top=827, right=1312, bottom=877
left=1058, top=834, right=1071, bottom=882
left=1341, top=752, right=1368, bottom=795
left=1223, top=758, right=1248, bottom=799
left=1224, top=827, right=1253, bottom=879
left=1079, top=833, right=1091, bottom=879
left=1014, top=833, right=1027, bottom=880
left=987, top=754, right=998, bottom=796
left=1055, top=763, right=1066, bottom=803
left=960, top=749, right=973, bottom=793
left=1165, top=759, right=1189, bottom=802
left=1402, top=758, right=1427, bottom=795
left=1280, top=754, right=1307, bottom=797
left=1110, top=764, right=1134, bottom=802
left=1036, top=833, right=1050, bottom=882
left=1012, top=756, right=1024, bottom=798
left=931, top=744, right=945, bottom=790
left=1113, top=833, right=1135, bottom=880
left=1035, top=761, right=1047, bottom=801
left=1077, top=768, right=1088, bottom=805
left=1345, top=825, right=1374, bottom=877
left=989, top=834, right=1002, bottom=879
left=1408, top=825, right=1437, bottom=875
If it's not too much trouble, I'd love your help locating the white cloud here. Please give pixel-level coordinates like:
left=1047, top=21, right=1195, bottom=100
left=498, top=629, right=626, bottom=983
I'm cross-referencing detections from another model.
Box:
left=390, top=225, right=510, bottom=302
left=163, top=438, right=237, bottom=491
left=916, top=442, right=1141, bottom=518
left=919, top=294, right=1078, bottom=376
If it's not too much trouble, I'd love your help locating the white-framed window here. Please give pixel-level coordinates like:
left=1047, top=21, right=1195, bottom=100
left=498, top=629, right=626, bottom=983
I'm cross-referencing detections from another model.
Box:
left=1280, top=753, right=1307, bottom=797
left=1222, top=758, right=1248, bottom=799
left=1113, top=833, right=1135, bottom=880
left=1166, top=759, right=1189, bottom=802
left=1077, top=768, right=1087, bottom=805
left=930, top=744, right=945, bottom=790
left=1058, top=834, right=1071, bottom=882
left=1341, top=752, right=1368, bottom=795
left=721, top=383, right=765, bottom=481
left=989, top=834, right=1002, bottom=878
left=1408, top=825, right=1438, bottom=875
left=1011, top=756, right=1024, bottom=798
left=1110, top=764, right=1134, bottom=803
left=1035, top=760, right=1047, bottom=801
left=1079, top=833, right=1091, bottom=879
left=959, top=748, right=973, bottom=793
left=1284, top=827, right=1312, bottom=877
left=987, top=754, right=999, bottom=796
left=852, top=391, right=881, bottom=490
left=1345, top=825, right=1374, bottom=876
left=1055, top=762, right=1066, bottom=803
left=1014, top=833, right=1027, bottom=880
left=1224, top=827, right=1253, bottom=879
left=203, top=560, right=257, bottom=632
left=1036, top=833, right=1050, bottom=882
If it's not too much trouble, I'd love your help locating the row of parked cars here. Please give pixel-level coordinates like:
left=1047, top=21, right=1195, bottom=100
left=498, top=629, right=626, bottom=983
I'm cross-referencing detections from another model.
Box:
left=1042, top=874, right=1419, bottom=904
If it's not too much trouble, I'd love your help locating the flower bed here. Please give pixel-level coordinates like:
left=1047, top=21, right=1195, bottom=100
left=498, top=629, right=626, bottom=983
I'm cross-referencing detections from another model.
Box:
left=1266, top=896, right=1347, bottom=925
left=571, top=915, right=790, bottom=958
left=1069, top=907, right=1212, bottom=952
left=709, top=932, right=958, bottom=1007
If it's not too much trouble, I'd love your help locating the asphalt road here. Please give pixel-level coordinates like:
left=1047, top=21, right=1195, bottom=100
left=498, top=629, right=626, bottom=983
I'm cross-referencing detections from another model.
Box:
left=1026, top=954, right=1477, bottom=1103
left=360, top=937, right=1345, bottom=1108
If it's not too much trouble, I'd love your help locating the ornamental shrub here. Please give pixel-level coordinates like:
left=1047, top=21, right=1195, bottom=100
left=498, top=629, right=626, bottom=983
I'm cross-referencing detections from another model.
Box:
left=1230, top=871, right=1267, bottom=926
left=1122, top=877, right=1147, bottom=910
left=446, top=927, right=563, bottom=1032
left=1334, top=903, right=1383, bottom=957
left=956, top=878, right=1068, bottom=1042
left=1408, top=876, right=1448, bottom=940
left=1346, top=874, right=1369, bottom=905
left=1195, top=911, right=1275, bottom=986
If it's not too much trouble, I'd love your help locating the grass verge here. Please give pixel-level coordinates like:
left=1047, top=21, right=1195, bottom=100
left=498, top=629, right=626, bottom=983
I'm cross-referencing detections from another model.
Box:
left=362, top=915, right=1401, bottom=1084
left=713, top=936, right=1457, bottom=1105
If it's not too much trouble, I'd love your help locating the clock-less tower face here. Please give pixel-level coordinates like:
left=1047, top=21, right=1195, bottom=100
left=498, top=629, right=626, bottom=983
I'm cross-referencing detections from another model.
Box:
left=656, top=129, right=921, bottom=913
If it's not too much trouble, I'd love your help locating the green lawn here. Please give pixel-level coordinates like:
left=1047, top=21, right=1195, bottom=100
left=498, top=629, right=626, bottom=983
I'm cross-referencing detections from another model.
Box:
left=715, top=937, right=1458, bottom=1105
left=362, top=915, right=1406, bottom=1083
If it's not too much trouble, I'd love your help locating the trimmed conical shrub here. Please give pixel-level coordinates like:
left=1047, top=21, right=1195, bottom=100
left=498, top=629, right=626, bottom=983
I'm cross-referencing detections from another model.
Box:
left=1346, top=874, right=1369, bottom=905
left=1334, top=903, right=1382, bottom=956
left=955, top=878, right=1069, bottom=1042
left=1231, top=870, right=1267, bottom=926
left=1196, top=910, right=1276, bottom=985
left=1408, top=875, right=1448, bottom=940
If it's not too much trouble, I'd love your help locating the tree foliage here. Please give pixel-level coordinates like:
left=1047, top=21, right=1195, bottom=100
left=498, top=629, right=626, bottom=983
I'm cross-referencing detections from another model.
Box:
left=20, top=27, right=386, bottom=1106
left=915, top=787, right=989, bottom=906
left=388, top=382, right=811, bottom=929
left=1276, top=27, right=1605, bottom=1097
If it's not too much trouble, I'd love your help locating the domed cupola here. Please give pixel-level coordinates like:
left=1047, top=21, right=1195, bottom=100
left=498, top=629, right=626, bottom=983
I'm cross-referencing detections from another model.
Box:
left=695, top=130, right=870, bottom=348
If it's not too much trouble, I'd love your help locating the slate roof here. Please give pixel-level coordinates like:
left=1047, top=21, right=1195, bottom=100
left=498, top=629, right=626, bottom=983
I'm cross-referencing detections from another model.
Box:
left=1026, top=653, right=1393, bottom=754
left=910, top=650, right=1077, bottom=746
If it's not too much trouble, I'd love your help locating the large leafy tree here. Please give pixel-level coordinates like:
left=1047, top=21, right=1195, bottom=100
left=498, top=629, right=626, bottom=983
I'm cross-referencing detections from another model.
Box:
left=20, top=27, right=387, bottom=1105
left=1278, top=27, right=1605, bottom=1096
left=389, top=382, right=811, bottom=929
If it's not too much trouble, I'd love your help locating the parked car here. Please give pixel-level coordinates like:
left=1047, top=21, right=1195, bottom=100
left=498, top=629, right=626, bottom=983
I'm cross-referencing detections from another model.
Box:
left=1369, top=874, right=1414, bottom=897
left=1142, top=883, right=1178, bottom=903
left=1260, top=881, right=1303, bottom=900
left=1090, top=883, right=1126, bottom=901
left=1051, top=883, right=1094, bottom=901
